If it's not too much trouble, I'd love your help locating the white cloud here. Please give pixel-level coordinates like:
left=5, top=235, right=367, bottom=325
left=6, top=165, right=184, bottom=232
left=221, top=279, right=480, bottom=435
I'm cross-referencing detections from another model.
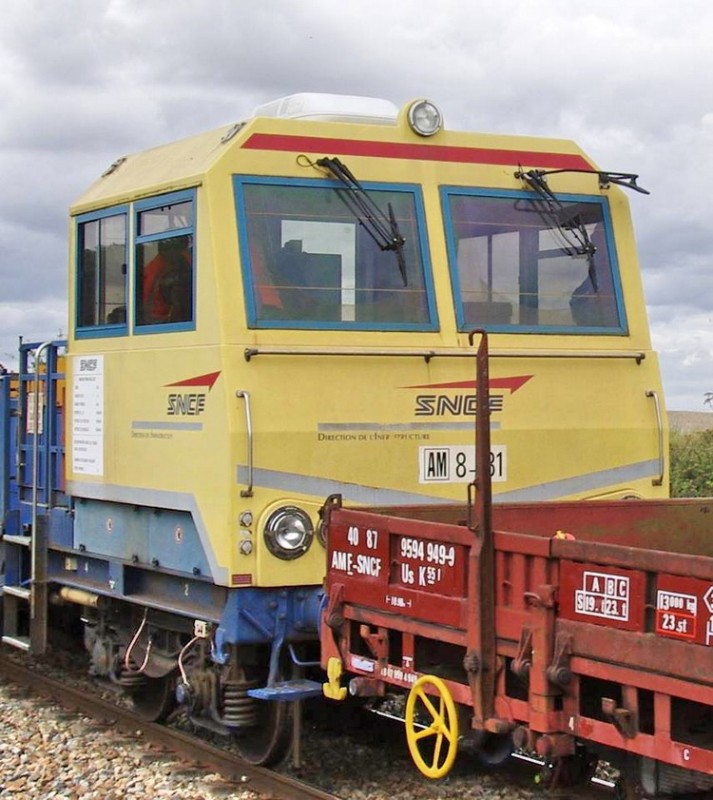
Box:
left=0, top=299, right=67, bottom=369
left=650, top=311, right=713, bottom=410
left=1, top=0, right=713, bottom=408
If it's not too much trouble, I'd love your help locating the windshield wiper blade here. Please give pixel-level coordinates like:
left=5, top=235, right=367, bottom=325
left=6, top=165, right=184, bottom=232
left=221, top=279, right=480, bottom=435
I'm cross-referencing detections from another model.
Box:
left=515, top=167, right=598, bottom=291
left=387, top=200, right=408, bottom=286
left=315, top=156, right=408, bottom=285
left=516, top=169, right=597, bottom=256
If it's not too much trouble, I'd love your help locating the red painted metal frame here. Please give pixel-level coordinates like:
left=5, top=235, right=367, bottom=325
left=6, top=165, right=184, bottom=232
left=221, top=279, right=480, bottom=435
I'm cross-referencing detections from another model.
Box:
left=323, top=500, right=713, bottom=772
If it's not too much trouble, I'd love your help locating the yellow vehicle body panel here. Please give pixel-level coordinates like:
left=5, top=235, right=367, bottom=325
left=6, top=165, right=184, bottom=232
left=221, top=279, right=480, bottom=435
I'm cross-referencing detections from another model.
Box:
left=66, top=101, right=666, bottom=589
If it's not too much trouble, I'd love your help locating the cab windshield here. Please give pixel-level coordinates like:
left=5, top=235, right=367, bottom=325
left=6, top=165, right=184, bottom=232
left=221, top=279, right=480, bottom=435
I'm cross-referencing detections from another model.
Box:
left=442, top=189, right=626, bottom=333
left=234, top=177, right=436, bottom=330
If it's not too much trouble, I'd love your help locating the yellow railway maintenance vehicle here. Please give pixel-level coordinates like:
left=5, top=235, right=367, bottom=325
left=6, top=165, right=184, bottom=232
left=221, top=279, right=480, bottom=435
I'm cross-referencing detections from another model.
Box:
left=0, top=93, right=665, bottom=764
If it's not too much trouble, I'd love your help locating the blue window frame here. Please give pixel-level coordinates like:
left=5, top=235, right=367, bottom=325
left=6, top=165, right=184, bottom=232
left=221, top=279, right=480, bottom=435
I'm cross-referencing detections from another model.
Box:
left=75, top=206, right=129, bottom=338
left=441, top=187, right=627, bottom=334
left=234, top=176, right=438, bottom=331
left=134, top=189, right=196, bottom=334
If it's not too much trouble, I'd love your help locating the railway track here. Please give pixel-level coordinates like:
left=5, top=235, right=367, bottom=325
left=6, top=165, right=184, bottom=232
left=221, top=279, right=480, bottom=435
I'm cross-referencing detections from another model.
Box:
left=0, top=650, right=338, bottom=800
left=0, top=647, right=622, bottom=800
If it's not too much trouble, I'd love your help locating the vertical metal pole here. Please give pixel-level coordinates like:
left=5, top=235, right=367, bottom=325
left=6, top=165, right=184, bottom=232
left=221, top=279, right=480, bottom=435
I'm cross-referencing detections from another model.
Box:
left=466, top=330, right=496, bottom=725
left=472, top=330, right=493, bottom=538
left=292, top=698, right=303, bottom=769
left=15, top=336, right=24, bottom=488
left=30, top=340, right=53, bottom=655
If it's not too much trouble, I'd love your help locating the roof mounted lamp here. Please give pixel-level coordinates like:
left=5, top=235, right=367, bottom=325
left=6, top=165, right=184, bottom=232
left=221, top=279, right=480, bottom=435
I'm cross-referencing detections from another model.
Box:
left=407, top=99, right=443, bottom=136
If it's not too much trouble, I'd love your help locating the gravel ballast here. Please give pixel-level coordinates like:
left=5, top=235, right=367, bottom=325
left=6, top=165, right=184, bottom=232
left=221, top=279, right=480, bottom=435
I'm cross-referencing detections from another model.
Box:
left=0, top=681, right=258, bottom=799
left=0, top=652, right=552, bottom=800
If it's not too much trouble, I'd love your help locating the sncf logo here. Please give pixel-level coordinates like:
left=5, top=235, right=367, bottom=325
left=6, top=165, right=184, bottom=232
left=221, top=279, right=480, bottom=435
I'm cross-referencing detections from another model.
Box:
left=405, top=376, right=533, bottom=416
left=164, top=371, right=220, bottom=416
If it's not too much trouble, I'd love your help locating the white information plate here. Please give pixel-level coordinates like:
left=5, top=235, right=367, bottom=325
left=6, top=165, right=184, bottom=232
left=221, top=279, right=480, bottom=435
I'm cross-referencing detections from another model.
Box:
left=72, top=355, right=104, bottom=476
left=419, top=445, right=506, bottom=484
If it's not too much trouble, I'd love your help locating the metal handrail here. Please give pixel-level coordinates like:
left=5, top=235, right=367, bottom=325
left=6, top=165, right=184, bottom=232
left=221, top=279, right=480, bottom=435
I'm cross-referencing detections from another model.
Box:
left=244, top=345, right=646, bottom=363
left=235, top=390, right=254, bottom=497
left=30, top=340, right=54, bottom=619
left=646, top=389, right=665, bottom=486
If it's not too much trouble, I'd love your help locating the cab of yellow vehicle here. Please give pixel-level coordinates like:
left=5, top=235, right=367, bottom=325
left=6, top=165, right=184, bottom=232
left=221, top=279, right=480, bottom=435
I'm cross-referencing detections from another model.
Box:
left=64, top=93, right=665, bottom=593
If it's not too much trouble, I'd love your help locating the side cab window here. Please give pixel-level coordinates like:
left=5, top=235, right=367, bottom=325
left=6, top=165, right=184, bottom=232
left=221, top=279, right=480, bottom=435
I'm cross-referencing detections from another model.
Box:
left=74, top=189, right=196, bottom=338
left=75, top=207, right=128, bottom=336
left=135, top=191, right=196, bottom=332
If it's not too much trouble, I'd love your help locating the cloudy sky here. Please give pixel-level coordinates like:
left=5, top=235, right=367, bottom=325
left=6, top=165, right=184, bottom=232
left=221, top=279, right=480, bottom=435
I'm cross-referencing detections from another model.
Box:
left=1, top=0, right=712, bottom=410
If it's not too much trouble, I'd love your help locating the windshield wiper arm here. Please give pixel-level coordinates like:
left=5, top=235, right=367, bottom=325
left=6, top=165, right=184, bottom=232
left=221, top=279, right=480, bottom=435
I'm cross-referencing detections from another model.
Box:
left=515, top=167, right=598, bottom=291
left=514, top=167, right=649, bottom=195
left=516, top=169, right=597, bottom=256
left=315, top=156, right=407, bottom=285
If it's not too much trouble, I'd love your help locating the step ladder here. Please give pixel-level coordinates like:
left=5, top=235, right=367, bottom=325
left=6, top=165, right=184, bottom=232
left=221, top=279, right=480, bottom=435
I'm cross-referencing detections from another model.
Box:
left=2, top=533, right=33, bottom=651
left=1, top=340, right=64, bottom=655
left=1, top=522, right=47, bottom=653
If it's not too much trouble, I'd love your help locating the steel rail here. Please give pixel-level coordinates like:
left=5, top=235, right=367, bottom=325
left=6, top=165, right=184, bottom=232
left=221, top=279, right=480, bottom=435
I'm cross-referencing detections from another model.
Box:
left=0, top=652, right=340, bottom=800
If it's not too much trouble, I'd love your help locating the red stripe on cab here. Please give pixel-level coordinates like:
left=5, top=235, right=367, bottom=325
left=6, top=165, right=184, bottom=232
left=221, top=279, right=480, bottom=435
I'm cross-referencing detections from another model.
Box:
left=242, top=132, right=591, bottom=171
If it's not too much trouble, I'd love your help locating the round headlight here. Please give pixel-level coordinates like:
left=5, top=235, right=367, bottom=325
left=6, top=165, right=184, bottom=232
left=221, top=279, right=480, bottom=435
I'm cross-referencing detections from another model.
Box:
left=263, top=506, right=314, bottom=560
left=407, top=99, right=443, bottom=137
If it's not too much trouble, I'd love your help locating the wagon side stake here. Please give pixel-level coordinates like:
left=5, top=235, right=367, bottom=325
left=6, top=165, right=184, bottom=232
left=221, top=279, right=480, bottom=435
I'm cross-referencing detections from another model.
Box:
left=602, top=697, right=638, bottom=739
left=512, top=627, right=533, bottom=679
left=546, top=633, right=573, bottom=689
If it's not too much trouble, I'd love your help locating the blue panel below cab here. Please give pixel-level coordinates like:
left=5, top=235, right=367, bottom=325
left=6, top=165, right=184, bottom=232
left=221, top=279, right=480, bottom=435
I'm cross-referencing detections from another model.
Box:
left=48, top=550, right=110, bottom=591
left=48, top=547, right=226, bottom=619
left=49, top=507, right=74, bottom=547
left=108, top=561, right=124, bottom=595
left=214, top=586, right=323, bottom=657
left=74, top=499, right=149, bottom=562
left=247, top=680, right=323, bottom=701
left=4, top=543, right=26, bottom=587
left=2, top=509, right=21, bottom=537
left=73, top=499, right=210, bottom=577
left=123, top=567, right=226, bottom=619
left=146, top=507, right=210, bottom=577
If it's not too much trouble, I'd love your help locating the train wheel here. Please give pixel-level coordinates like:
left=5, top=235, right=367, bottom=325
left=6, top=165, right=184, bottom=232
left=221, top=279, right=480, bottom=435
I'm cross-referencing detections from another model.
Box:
left=614, top=754, right=658, bottom=800
left=536, top=744, right=597, bottom=791
left=473, top=731, right=514, bottom=767
left=129, top=673, right=176, bottom=722
left=405, top=674, right=459, bottom=779
left=232, top=698, right=293, bottom=766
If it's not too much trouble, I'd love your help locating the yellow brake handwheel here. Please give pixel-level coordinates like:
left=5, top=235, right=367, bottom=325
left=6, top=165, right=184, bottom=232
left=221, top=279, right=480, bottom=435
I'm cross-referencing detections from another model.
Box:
left=405, top=674, right=459, bottom=779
